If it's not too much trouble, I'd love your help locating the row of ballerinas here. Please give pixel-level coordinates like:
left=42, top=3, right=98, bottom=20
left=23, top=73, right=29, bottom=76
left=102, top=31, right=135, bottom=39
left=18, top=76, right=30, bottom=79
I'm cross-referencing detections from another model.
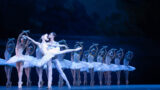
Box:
left=0, top=30, right=135, bottom=89
left=70, top=42, right=135, bottom=86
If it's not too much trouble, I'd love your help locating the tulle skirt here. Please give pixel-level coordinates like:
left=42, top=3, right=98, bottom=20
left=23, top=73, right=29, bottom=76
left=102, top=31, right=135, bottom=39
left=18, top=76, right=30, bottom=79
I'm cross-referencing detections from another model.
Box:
left=70, top=61, right=85, bottom=70
left=121, top=65, right=136, bottom=71
left=59, top=59, right=72, bottom=69
left=80, top=61, right=89, bottom=72
left=7, top=55, right=37, bottom=64
left=0, top=58, right=16, bottom=67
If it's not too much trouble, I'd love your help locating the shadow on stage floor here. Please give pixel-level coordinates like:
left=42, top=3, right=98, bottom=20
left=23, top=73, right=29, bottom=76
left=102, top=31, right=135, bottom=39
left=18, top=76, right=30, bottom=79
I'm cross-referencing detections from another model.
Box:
left=1, top=85, right=160, bottom=90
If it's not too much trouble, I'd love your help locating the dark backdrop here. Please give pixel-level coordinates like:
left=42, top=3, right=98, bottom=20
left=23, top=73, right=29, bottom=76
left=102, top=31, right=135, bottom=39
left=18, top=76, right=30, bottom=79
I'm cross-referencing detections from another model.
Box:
left=0, top=0, right=160, bottom=86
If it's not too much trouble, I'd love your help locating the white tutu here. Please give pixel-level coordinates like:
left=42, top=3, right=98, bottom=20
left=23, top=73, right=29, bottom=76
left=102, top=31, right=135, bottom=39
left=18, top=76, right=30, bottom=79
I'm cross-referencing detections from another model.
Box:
left=94, top=63, right=110, bottom=72
left=87, top=62, right=99, bottom=69
left=36, top=53, right=55, bottom=67
left=59, top=59, right=72, bottom=69
left=121, top=65, right=136, bottom=71
left=108, top=64, right=124, bottom=71
left=7, top=55, right=38, bottom=64
left=80, top=61, right=89, bottom=72
left=23, top=61, right=36, bottom=68
left=70, top=61, right=85, bottom=70
left=0, top=58, right=16, bottom=67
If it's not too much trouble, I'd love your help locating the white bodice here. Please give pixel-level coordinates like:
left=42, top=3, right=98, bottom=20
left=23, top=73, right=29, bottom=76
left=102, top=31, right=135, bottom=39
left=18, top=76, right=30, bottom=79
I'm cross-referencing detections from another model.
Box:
left=114, top=58, right=120, bottom=65
left=97, top=56, right=103, bottom=63
left=123, top=59, right=129, bottom=66
left=73, top=53, right=80, bottom=62
left=105, top=56, right=111, bottom=65
left=15, top=45, right=24, bottom=56
left=88, top=54, right=94, bottom=62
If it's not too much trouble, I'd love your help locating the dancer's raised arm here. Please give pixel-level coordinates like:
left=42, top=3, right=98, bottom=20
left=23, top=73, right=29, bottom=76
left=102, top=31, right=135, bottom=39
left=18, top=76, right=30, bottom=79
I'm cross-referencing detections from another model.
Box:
left=16, top=30, right=29, bottom=45
left=89, top=43, right=98, bottom=53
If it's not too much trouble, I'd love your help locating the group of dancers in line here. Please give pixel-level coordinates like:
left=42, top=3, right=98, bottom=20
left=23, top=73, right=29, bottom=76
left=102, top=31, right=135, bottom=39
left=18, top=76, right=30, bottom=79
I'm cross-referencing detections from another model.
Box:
left=0, top=30, right=135, bottom=89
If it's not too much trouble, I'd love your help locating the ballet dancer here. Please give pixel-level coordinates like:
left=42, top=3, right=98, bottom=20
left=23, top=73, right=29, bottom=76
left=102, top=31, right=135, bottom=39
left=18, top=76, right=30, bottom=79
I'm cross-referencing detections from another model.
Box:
left=96, top=46, right=108, bottom=85
left=71, top=42, right=83, bottom=86
left=4, top=38, right=15, bottom=87
left=8, top=30, right=30, bottom=88
left=123, top=51, right=134, bottom=85
left=88, top=43, right=98, bottom=86
left=80, top=50, right=89, bottom=85
left=24, top=41, right=36, bottom=86
left=104, top=48, right=117, bottom=85
left=114, top=48, right=124, bottom=85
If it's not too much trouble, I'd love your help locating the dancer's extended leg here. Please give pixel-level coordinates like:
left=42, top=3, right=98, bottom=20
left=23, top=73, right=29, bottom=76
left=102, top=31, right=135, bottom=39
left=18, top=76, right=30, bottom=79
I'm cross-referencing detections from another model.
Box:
left=54, top=59, right=71, bottom=88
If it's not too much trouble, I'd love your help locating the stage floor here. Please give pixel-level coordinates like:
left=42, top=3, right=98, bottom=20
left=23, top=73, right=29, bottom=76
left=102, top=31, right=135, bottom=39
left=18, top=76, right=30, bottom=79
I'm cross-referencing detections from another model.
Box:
left=1, top=85, right=160, bottom=90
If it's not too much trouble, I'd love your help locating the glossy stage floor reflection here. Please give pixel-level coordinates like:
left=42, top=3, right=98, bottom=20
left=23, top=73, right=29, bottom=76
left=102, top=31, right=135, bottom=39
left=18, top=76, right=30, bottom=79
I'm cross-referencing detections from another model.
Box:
left=0, top=85, right=160, bottom=90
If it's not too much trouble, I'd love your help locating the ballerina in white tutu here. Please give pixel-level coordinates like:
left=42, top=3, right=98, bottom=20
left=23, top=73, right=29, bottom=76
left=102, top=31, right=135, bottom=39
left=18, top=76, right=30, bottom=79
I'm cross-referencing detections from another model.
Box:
left=80, top=50, right=89, bottom=85
left=123, top=51, right=135, bottom=85
left=10, top=30, right=29, bottom=88
left=96, top=46, right=108, bottom=85
left=114, top=48, right=124, bottom=85
left=4, top=38, right=15, bottom=87
left=88, top=43, right=98, bottom=86
left=104, top=48, right=117, bottom=85
left=70, top=42, right=83, bottom=86
left=24, top=41, right=36, bottom=87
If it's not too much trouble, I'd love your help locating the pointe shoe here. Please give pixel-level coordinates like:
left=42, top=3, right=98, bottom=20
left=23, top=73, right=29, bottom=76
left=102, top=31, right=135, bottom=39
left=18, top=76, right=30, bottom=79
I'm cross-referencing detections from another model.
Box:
left=107, top=81, right=111, bottom=86
left=47, top=81, right=52, bottom=89
left=26, top=81, right=32, bottom=87
left=126, top=80, right=129, bottom=85
left=73, top=81, right=76, bottom=86
left=38, top=81, right=44, bottom=88
left=117, top=81, right=120, bottom=85
left=92, top=81, right=95, bottom=86
left=9, top=82, right=12, bottom=87
left=84, top=81, right=87, bottom=85
left=100, top=81, right=102, bottom=86
left=6, top=81, right=12, bottom=87
left=61, top=81, right=64, bottom=87
left=18, top=82, right=23, bottom=88
left=58, top=81, right=62, bottom=87
left=77, top=80, right=81, bottom=86
left=90, top=81, right=94, bottom=86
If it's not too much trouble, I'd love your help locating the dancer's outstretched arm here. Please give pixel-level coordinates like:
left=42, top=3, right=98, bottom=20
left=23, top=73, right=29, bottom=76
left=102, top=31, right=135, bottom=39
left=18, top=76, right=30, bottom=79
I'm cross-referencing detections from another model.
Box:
left=24, top=36, right=40, bottom=47
left=51, top=43, right=68, bottom=48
